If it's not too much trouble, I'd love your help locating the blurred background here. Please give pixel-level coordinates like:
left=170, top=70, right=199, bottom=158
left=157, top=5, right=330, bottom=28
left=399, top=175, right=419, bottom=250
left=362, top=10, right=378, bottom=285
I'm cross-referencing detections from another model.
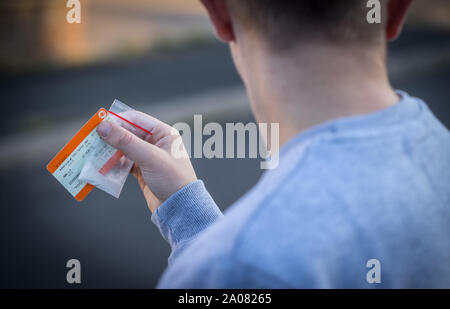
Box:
left=0, top=0, right=449, bottom=288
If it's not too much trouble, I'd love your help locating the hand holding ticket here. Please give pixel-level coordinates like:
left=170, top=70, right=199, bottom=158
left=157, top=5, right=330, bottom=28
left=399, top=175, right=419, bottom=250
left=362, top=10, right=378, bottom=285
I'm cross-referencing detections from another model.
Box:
left=47, top=99, right=197, bottom=211
left=95, top=110, right=198, bottom=212
left=47, top=100, right=148, bottom=201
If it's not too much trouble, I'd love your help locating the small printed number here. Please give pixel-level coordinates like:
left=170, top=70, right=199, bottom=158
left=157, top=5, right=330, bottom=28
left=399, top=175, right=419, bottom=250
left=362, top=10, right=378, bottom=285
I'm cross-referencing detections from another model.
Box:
left=222, top=293, right=271, bottom=304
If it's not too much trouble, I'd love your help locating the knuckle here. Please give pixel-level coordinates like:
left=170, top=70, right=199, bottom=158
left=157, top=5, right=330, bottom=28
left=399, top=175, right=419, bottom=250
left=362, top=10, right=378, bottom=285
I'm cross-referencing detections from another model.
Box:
left=117, top=130, right=133, bottom=147
left=169, top=126, right=180, bottom=136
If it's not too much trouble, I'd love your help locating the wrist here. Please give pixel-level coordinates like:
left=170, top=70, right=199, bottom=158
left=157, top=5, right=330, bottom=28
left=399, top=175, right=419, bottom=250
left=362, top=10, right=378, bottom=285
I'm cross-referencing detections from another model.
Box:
left=151, top=180, right=223, bottom=246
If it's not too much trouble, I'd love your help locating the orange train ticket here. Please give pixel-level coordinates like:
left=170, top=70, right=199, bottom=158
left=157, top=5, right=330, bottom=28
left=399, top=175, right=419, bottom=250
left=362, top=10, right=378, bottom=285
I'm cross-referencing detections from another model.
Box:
left=47, top=109, right=108, bottom=201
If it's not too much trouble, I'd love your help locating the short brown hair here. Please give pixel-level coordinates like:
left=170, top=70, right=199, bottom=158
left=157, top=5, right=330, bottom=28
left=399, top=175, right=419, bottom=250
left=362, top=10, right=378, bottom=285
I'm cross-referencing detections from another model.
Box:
left=228, top=0, right=385, bottom=50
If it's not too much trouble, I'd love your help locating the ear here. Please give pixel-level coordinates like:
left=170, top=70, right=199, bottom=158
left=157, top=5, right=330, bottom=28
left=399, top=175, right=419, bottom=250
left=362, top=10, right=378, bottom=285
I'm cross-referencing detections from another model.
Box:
left=386, top=0, right=413, bottom=41
left=201, top=0, right=235, bottom=43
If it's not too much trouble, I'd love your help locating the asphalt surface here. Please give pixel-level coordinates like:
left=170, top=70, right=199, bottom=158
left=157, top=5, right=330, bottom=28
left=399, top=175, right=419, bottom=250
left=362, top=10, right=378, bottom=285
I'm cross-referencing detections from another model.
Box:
left=0, top=42, right=240, bottom=138
left=0, top=25, right=450, bottom=288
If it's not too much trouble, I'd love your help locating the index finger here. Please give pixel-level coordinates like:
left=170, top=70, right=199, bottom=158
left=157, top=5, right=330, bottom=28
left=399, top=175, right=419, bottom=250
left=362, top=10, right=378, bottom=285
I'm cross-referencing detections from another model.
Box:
left=109, top=110, right=176, bottom=144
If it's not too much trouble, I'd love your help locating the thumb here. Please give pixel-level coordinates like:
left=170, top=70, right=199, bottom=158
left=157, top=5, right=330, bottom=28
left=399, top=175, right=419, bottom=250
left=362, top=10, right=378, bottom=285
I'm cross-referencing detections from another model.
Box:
left=97, top=121, right=157, bottom=166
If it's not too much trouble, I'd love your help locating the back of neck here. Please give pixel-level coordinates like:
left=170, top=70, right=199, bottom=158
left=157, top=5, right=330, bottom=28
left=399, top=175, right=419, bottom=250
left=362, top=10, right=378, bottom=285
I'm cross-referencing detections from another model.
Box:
left=244, top=42, right=399, bottom=146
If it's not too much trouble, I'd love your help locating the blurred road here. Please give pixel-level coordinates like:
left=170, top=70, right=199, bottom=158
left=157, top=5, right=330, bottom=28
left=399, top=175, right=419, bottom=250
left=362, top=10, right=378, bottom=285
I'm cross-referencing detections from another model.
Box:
left=0, top=25, right=450, bottom=288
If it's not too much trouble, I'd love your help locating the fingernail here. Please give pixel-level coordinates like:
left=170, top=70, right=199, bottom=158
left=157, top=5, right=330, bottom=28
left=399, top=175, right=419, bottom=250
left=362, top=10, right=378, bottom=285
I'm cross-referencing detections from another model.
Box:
left=97, top=121, right=111, bottom=138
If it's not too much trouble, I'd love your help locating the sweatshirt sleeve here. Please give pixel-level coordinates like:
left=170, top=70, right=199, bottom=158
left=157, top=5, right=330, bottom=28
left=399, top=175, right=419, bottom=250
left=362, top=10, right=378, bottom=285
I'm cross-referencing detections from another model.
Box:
left=151, top=180, right=223, bottom=264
